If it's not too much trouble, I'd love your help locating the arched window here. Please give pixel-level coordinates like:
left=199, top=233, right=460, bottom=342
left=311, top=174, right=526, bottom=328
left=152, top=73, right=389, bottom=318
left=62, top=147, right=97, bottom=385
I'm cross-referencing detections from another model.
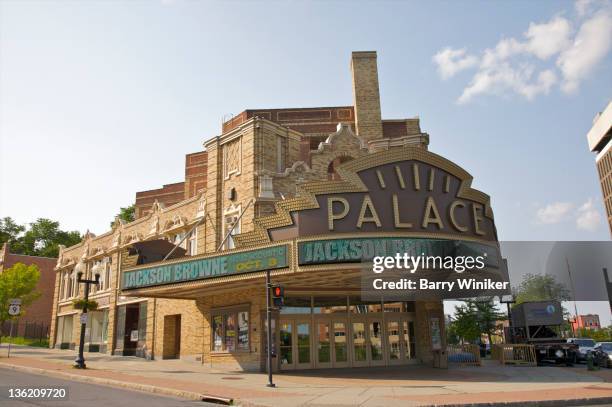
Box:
left=327, top=156, right=353, bottom=180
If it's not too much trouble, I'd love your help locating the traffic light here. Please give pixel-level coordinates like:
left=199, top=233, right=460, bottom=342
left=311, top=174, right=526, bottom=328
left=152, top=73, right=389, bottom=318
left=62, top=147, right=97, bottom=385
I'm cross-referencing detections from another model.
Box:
left=271, top=285, right=284, bottom=308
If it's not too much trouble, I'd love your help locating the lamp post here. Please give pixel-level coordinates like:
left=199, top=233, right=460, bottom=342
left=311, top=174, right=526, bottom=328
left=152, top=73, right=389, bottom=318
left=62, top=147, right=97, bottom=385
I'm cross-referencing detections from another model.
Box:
left=74, top=262, right=100, bottom=369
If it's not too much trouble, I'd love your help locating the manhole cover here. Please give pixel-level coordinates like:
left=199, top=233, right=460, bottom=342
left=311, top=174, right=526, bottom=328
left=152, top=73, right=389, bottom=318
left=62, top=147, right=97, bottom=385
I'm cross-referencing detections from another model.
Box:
left=221, top=377, right=244, bottom=380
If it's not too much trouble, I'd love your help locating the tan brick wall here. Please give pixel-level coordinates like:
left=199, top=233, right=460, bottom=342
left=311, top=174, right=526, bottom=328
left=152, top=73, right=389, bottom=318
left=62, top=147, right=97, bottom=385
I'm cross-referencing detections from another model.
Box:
left=351, top=51, right=383, bottom=143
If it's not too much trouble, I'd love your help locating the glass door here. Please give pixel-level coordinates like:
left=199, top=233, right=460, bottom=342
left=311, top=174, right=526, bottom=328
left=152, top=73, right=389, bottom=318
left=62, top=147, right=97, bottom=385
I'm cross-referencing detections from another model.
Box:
left=315, top=320, right=332, bottom=368
left=332, top=320, right=349, bottom=368
left=403, top=318, right=417, bottom=362
left=296, top=320, right=312, bottom=369
left=386, top=318, right=402, bottom=365
left=368, top=319, right=385, bottom=366
left=351, top=319, right=368, bottom=367
left=279, top=320, right=294, bottom=370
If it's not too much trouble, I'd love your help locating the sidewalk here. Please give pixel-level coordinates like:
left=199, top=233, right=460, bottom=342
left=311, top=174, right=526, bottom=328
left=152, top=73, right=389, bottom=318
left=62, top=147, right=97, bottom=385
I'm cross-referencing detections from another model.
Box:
left=2, top=344, right=612, bottom=406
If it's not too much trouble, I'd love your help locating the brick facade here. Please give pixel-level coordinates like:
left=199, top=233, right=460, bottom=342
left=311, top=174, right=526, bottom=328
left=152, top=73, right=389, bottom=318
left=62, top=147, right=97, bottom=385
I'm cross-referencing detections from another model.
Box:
left=0, top=243, right=56, bottom=336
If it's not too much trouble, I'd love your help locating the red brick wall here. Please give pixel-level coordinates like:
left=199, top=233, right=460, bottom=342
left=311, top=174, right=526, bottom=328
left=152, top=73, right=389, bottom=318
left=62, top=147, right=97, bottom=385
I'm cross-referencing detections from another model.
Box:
left=185, top=151, right=208, bottom=199
left=0, top=245, right=56, bottom=332
left=222, top=107, right=355, bottom=135
left=135, top=182, right=185, bottom=218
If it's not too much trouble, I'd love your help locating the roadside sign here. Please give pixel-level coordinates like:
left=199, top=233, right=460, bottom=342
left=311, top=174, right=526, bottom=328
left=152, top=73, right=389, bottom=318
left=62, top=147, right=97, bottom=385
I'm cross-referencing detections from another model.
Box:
left=8, top=304, right=20, bottom=316
left=9, top=298, right=21, bottom=305
left=80, top=313, right=88, bottom=324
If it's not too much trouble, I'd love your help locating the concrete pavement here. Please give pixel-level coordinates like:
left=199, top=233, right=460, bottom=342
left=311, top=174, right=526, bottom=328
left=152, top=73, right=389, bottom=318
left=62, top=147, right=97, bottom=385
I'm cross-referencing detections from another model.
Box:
left=2, top=344, right=612, bottom=406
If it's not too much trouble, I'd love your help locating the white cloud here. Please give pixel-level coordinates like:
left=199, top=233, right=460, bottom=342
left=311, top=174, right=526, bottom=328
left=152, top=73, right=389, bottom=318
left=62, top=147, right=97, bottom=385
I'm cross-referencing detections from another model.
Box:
left=434, top=2, right=611, bottom=103
left=557, top=9, right=612, bottom=93
left=458, top=63, right=556, bottom=104
left=433, top=48, right=479, bottom=80
left=524, top=16, right=572, bottom=59
left=536, top=202, right=575, bottom=224
left=576, top=198, right=602, bottom=231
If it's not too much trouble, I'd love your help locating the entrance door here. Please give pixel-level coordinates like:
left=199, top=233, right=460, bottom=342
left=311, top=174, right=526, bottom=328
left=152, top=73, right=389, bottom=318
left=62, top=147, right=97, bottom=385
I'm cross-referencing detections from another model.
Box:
left=279, top=320, right=294, bottom=370
left=123, top=304, right=140, bottom=356
left=386, top=318, right=403, bottom=364
left=332, top=320, right=349, bottom=367
left=295, top=320, right=312, bottom=369
left=279, top=318, right=312, bottom=370
left=368, top=318, right=385, bottom=366
left=315, top=320, right=332, bottom=368
left=351, top=320, right=368, bottom=367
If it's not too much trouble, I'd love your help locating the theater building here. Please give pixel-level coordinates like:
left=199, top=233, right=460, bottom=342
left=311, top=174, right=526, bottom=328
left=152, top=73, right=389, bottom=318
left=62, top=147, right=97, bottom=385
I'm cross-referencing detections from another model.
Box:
left=50, top=51, right=501, bottom=371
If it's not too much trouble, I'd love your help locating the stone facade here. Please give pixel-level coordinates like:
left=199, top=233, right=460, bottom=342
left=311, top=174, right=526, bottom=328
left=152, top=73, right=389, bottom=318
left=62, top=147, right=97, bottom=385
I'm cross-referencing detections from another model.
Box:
left=49, top=51, right=480, bottom=372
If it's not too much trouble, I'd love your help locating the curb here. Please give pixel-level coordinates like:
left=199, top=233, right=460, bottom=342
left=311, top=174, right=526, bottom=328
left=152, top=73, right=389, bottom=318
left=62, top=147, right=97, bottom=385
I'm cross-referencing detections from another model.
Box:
left=438, top=397, right=612, bottom=407
left=2, top=361, right=612, bottom=407
left=0, top=361, right=251, bottom=406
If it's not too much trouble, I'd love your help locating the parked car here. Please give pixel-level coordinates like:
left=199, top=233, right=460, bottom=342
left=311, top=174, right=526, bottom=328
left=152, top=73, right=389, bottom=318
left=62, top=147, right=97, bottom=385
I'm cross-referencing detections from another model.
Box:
left=567, top=338, right=597, bottom=362
left=593, top=342, right=612, bottom=368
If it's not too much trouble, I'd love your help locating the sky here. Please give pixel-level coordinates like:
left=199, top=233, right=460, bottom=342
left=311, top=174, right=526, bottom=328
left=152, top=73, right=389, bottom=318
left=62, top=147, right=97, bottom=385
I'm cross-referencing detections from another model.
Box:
left=1, top=1, right=611, bottom=319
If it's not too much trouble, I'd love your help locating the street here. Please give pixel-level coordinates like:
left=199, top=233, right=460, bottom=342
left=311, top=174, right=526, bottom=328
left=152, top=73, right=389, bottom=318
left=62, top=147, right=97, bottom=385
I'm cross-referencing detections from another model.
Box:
left=0, top=368, right=216, bottom=407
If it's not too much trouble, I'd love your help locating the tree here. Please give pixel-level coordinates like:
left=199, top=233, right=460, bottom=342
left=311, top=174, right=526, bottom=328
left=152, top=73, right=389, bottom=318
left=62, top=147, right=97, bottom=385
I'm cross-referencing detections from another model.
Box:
left=0, top=217, right=25, bottom=249
left=0, top=263, right=41, bottom=339
left=110, top=204, right=135, bottom=227
left=472, top=298, right=506, bottom=346
left=513, top=273, right=571, bottom=304
left=20, top=219, right=81, bottom=258
left=451, top=298, right=506, bottom=345
left=452, top=302, right=481, bottom=343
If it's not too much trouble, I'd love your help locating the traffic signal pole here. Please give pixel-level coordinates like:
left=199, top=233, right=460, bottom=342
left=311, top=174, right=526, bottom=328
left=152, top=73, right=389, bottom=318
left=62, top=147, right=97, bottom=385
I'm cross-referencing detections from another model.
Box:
left=265, top=269, right=275, bottom=388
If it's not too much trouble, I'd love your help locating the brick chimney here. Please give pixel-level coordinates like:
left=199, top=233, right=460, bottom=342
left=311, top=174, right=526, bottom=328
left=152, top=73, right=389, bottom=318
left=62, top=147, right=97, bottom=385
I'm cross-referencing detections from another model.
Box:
left=350, top=51, right=383, bottom=144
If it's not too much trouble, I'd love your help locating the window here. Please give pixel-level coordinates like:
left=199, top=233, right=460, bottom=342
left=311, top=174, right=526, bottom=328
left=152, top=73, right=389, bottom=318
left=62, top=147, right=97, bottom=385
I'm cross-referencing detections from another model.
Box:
left=173, top=232, right=187, bottom=249
left=104, top=258, right=112, bottom=290
left=188, top=229, right=197, bottom=256
left=223, top=211, right=240, bottom=250
left=211, top=307, right=249, bottom=352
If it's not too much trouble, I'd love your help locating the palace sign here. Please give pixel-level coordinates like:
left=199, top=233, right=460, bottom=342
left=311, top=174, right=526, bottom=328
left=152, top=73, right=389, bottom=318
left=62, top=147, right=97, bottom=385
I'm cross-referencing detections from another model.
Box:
left=122, top=245, right=288, bottom=290
left=263, top=148, right=499, bottom=243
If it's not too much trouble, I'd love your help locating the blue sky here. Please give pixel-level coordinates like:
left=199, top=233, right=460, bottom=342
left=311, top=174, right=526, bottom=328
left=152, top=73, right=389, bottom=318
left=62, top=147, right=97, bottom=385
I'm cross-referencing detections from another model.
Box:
left=1, top=1, right=610, bottom=317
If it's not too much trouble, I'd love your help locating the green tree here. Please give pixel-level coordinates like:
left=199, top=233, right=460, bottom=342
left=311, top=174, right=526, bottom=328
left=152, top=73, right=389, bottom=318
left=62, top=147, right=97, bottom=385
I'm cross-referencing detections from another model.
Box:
left=472, top=298, right=506, bottom=345
left=0, top=263, right=41, bottom=340
left=452, top=298, right=506, bottom=344
left=0, top=217, right=25, bottom=249
left=110, top=204, right=135, bottom=227
left=513, top=273, right=571, bottom=304
left=20, top=219, right=81, bottom=258
left=452, top=302, right=481, bottom=343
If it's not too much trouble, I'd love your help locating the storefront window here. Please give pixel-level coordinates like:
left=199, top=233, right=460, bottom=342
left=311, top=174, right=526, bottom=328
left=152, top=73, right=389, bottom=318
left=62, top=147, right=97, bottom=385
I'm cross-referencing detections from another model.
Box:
left=212, top=315, right=223, bottom=351
left=237, top=311, right=249, bottom=351
left=211, top=307, right=249, bottom=352
left=225, top=314, right=236, bottom=352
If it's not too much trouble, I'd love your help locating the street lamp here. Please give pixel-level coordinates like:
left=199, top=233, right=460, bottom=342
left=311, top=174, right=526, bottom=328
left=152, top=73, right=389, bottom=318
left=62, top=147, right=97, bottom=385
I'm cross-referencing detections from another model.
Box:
left=74, top=262, right=100, bottom=369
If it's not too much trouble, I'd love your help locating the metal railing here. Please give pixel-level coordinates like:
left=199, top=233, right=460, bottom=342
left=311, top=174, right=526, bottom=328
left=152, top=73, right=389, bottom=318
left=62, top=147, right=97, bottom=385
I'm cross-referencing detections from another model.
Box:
left=446, top=344, right=481, bottom=366
left=1, top=321, right=50, bottom=344
left=491, top=344, right=537, bottom=366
